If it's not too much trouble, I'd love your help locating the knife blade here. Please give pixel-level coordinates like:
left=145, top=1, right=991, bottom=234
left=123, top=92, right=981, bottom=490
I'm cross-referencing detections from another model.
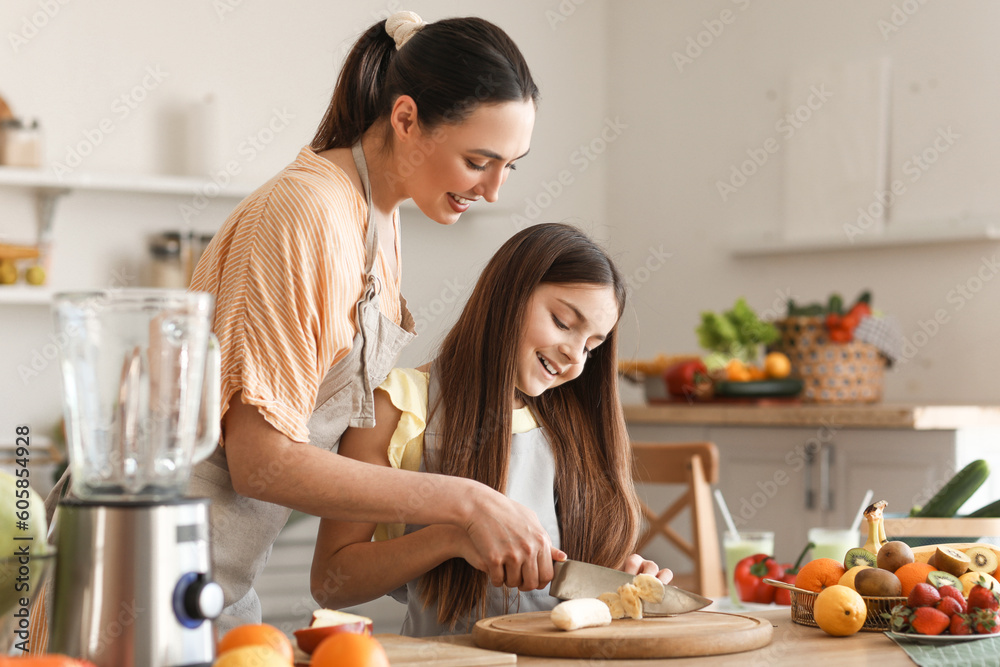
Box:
left=549, top=559, right=712, bottom=616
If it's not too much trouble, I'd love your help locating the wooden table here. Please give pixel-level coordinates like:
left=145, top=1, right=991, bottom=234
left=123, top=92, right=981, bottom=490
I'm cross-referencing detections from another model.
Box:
left=417, top=609, right=916, bottom=666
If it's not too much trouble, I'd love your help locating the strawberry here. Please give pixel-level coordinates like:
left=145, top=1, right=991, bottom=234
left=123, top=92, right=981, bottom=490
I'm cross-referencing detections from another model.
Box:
left=907, top=583, right=941, bottom=608
left=949, top=613, right=973, bottom=636
left=911, top=607, right=950, bottom=636
left=971, top=608, right=1000, bottom=634
left=938, top=585, right=967, bottom=613
left=936, top=596, right=963, bottom=618
left=887, top=604, right=914, bottom=633
left=967, top=582, right=1000, bottom=613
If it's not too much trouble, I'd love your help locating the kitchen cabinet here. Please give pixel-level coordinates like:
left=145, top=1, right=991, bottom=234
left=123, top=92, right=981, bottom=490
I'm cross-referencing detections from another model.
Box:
left=626, top=403, right=1000, bottom=564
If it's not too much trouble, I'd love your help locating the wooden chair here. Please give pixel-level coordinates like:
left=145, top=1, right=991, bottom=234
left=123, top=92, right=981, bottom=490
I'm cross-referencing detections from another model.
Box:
left=631, top=441, right=726, bottom=597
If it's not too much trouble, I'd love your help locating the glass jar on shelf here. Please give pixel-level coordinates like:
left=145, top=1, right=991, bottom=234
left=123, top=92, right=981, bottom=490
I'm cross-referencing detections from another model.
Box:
left=148, top=232, right=186, bottom=288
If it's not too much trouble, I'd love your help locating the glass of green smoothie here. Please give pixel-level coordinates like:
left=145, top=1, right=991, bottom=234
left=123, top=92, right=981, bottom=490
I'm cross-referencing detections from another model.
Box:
left=724, top=531, right=774, bottom=607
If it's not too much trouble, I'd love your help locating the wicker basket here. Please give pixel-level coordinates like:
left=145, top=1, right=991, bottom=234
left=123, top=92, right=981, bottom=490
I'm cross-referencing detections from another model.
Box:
left=790, top=589, right=905, bottom=632
left=774, top=317, right=885, bottom=403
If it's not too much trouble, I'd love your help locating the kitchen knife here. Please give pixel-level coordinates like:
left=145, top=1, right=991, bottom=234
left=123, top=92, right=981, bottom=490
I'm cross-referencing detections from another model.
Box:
left=549, top=559, right=712, bottom=616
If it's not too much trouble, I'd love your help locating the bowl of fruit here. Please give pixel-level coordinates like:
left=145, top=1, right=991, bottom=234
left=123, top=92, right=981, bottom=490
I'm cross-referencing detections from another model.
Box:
left=767, top=499, right=1000, bottom=637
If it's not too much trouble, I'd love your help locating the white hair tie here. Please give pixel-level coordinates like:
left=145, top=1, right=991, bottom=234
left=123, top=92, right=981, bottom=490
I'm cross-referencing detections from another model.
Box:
left=385, top=10, right=426, bottom=50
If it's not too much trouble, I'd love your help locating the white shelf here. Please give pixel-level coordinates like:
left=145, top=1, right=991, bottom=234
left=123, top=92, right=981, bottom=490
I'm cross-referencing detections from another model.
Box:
left=0, top=166, right=256, bottom=199
left=0, top=285, right=53, bottom=305
left=730, top=218, right=1000, bottom=256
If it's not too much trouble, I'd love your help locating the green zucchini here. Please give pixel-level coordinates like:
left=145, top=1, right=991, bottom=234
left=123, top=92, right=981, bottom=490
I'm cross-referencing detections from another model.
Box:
left=911, top=460, right=990, bottom=518
left=967, top=497, right=1000, bottom=518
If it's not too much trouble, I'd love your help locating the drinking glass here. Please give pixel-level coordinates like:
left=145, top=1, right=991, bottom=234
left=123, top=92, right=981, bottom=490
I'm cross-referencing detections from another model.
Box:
left=724, top=530, right=774, bottom=607
left=809, top=527, right=860, bottom=563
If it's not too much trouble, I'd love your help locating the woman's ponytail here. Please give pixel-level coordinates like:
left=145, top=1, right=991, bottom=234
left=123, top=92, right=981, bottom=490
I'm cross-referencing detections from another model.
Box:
left=312, top=13, right=538, bottom=152
left=311, top=21, right=396, bottom=151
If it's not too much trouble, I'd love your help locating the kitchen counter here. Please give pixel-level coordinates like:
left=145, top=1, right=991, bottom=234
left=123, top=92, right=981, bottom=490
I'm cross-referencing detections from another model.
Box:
left=624, top=402, right=1000, bottom=429
left=624, top=402, right=1000, bottom=569
left=417, top=609, right=919, bottom=665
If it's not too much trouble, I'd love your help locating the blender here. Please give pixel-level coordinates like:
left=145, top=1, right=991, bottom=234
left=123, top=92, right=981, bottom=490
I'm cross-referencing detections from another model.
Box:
left=49, top=290, right=224, bottom=667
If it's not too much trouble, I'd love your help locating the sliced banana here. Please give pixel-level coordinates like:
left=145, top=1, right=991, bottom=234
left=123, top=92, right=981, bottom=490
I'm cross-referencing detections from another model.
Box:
left=632, top=573, right=665, bottom=603
left=597, top=592, right=625, bottom=620
left=617, top=583, right=643, bottom=620
left=550, top=598, right=613, bottom=631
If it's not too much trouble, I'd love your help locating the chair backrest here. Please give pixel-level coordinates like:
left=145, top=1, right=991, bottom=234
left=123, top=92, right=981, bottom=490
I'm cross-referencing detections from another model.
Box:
left=629, top=441, right=725, bottom=597
left=632, top=441, right=719, bottom=485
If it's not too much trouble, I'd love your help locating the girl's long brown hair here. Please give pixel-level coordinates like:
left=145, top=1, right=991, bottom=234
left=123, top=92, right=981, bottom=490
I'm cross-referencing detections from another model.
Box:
left=420, top=223, right=641, bottom=627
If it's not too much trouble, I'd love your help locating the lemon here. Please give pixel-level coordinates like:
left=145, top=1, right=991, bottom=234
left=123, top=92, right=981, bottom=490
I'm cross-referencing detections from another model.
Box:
left=814, top=585, right=866, bottom=637
left=838, top=565, right=871, bottom=592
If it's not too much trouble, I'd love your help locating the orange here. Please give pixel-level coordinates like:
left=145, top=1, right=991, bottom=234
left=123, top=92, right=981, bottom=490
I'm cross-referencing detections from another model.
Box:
left=796, top=558, right=847, bottom=593
left=213, top=645, right=290, bottom=667
left=217, top=623, right=294, bottom=665
left=764, top=352, right=791, bottom=379
left=895, top=562, right=937, bottom=596
left=814, top=585, right=866, bottom=637
left=838, top=564, right=871, bottom=592
left=725, top=359, right=752, bottom=381
left=311, top=633, right=389, bottom=667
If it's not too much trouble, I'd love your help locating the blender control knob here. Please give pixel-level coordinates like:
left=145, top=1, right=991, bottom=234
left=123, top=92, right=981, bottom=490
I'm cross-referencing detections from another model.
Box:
left=186, top=578, right=225, bottom=620
left=174, top=572, right=225, bottom=627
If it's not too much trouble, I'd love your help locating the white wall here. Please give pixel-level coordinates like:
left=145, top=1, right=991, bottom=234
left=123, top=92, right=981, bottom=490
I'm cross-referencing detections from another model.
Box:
left=607, top=0, right=1000, bottom=404
left=0, top=0, right=610, bottom=436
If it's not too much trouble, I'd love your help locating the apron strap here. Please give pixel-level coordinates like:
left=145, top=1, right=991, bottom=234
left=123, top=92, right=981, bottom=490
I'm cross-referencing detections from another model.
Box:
left=351, top=141, right=381, bottom=283
left=350, top=140, right=382, bottom=407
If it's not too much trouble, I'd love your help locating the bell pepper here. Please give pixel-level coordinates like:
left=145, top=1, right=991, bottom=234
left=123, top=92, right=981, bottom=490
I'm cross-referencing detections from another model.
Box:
left=824, top=290, right=873, bottom=343
left=663, top=359, right=711, bottom=399
left=734, top=553, right=785, bottom=604
left=774, top=541, right=814, bottom=606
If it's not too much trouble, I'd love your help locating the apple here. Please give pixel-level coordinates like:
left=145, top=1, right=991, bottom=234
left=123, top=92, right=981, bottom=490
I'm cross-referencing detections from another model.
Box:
left=293, top=609, right=374, bottom=654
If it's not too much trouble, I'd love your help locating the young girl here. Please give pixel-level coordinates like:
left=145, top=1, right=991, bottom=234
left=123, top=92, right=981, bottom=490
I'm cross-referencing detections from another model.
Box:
left=310, top=223, right=672, bottom=636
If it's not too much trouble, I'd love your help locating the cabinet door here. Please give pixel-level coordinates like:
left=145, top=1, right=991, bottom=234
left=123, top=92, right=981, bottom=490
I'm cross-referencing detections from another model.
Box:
left=707, top=427, right=823, bottom=562
left=830, top=430, right=957, bottom=530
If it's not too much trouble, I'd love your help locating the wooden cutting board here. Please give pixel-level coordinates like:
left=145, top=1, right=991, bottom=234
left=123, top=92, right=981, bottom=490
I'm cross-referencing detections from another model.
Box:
left=472, top=611, right=772, bottom=659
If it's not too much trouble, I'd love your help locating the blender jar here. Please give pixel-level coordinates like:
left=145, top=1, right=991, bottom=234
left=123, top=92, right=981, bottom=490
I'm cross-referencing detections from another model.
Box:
left=53, top=290, right=220, bottom=500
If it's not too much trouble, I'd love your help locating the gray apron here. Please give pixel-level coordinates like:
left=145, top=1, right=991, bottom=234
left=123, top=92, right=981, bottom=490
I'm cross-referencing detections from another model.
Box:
left=392, top=372, right=561, bottom=637
left=188, top=141, right=415, bottom=633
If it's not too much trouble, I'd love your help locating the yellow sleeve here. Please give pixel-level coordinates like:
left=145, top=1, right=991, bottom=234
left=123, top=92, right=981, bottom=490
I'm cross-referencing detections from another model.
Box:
left=373, top=367, right=429, bottom=541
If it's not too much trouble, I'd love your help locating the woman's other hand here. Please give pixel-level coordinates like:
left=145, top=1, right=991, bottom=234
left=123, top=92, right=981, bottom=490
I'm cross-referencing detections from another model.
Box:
left=622, top=553, right=674, bottom=585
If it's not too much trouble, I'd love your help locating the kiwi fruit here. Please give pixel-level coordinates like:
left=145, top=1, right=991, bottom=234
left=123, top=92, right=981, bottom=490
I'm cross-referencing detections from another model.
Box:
left=876, top=541, right=915, bottom=573
left=927, top=551, right=939, bottom=569
left=844, top=547, right=878, bottom=570
left=854, top=567, right=902, bottom=597
left=965, top=546, right=999, bottom=574
left=935, top=546, right=972, bottom=577
left=927, top=570, right=963, bottom=590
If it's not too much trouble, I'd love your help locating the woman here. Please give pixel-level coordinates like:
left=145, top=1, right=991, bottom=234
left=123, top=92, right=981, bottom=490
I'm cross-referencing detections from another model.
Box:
left=189, top=11, right=560, bottom=632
